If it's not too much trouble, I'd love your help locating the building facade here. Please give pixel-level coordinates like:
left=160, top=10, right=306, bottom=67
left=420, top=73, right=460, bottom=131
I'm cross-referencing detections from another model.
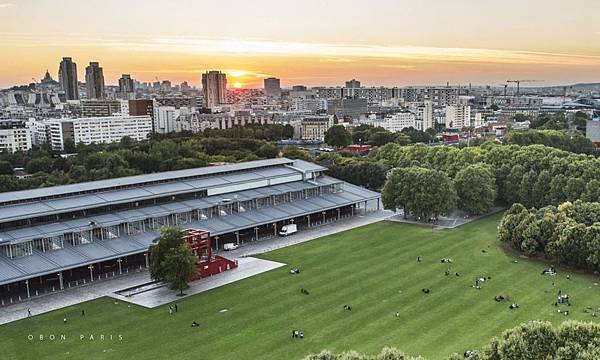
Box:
left=81, top=100, right=121, bottom=117
left=445, top=105, right=471, bottom=129
left=58, top=57, right=79, bottom=100
left=382, top=112, right=416, bottom=133
left=301, top=116, right=333, bottom=141
left=202, top=71, right=227, bottom=108
left=85, top=62, right=105, bottom=100
left=264, top=77, right=281, bottom=98
left=48, top=116, right=152, bottom=151
left=0, top=127, right=31, bottom=153
left=118, top=74, right=135, bottom=99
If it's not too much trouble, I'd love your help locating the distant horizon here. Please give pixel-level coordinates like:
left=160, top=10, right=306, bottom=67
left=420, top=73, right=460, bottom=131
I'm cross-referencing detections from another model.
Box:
left=1, top=0, right=600, bottom=88
left=6, top=64, right=600, bottom=91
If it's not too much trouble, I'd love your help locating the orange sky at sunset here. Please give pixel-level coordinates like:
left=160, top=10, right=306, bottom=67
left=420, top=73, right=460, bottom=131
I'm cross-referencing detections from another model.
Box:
left=1, top=0, right=599, bottom=88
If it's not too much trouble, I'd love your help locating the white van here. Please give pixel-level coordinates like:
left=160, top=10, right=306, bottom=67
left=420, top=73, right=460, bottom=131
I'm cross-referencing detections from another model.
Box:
left=279, top=224, right=297, bottom=236
left=223, top=243, right=239, bottom=251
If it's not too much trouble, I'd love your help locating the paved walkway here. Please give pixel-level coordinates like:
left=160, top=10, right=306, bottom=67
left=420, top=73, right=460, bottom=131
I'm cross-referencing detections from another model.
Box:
left=109, top=257, right=285, bottom=308
left=0, top=209, right=391, bottom=325
left=388, top=206, right=505, bottom=229
left=224, top=209, right=394, bottom=258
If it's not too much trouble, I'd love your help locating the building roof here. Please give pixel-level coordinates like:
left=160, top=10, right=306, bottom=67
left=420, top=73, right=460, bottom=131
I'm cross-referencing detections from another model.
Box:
left=0, top=180, right=378, bottom=285
left=0, top=177, right=337, bottom=244
left=0, top=158, right=325, bottom=207
left=0, top=162, right=327, bottom=224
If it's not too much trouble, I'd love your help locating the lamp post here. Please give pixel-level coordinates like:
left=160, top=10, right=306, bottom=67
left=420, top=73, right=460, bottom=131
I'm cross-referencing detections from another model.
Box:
left=117, top=258, right=122, bottom=275
left=25, top=279, right=30, bottom=298
left=254, top=227, right=259, bottom=242
left=322, top=211, right=326, bottom=224
left=88, top=265, right=94, bottom=282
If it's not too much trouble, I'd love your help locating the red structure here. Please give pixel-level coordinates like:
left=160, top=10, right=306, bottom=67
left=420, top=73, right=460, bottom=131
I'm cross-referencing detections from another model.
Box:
left=183, top=229, right=238, bottom=280
left=343, top=144, right=373, bottom=156
left=442, top=133, right=460, bottom=144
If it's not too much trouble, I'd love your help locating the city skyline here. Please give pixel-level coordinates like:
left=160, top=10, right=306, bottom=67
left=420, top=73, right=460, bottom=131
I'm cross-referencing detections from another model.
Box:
left=1, top=0, right=600, bottom=88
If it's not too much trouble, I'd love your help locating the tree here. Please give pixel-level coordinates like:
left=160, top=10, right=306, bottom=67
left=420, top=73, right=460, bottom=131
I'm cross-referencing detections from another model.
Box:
left=304, top=346, right=425, bottom=360
left=324, top=125, right=352, bottom=148
left=256, top=143, right=279, bottom=159
left=368, top=130, right=396, bottom=146
left=454, top=164, right=496, bottom=215
left=163, top=243, right=198, bottom=295
left=0, top=160, right=12, bottom=175
left=382, top=167, right=456, bottom=221
left=149, top=227, right=186, bottom=281
left=504, top=165, right=525, bottom=204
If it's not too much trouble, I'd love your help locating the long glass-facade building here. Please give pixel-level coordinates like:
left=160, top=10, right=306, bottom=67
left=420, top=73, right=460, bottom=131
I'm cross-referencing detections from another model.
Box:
left=0, top=158, right=380, bottom=303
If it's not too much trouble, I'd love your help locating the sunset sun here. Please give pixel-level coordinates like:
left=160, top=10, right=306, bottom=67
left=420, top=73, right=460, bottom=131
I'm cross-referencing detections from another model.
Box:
left=233, top=82, right=242, bottom=88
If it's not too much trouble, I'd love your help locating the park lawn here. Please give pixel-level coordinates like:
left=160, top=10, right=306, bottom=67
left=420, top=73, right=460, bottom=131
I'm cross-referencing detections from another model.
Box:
left=1, top=213, right=599, bottom=360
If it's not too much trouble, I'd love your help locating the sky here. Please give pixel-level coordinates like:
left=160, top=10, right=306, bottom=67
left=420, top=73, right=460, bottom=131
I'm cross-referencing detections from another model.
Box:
left=0, top=0, right=599, bottom=88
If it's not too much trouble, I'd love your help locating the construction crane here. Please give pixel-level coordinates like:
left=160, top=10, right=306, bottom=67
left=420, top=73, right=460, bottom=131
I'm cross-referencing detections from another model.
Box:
left=506, top=80, right=544, bottom=96
left=498, top=84, right=508, bottom=97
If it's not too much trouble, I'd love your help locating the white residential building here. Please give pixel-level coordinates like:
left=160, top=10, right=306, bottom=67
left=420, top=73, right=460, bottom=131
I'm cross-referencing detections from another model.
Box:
left=382, top=112, right=416, bottom=133
left=25, top=119, right=49, bottom=146
left=48, top=115, right=152, bottom=151
left=408, top=101, right=433, bottom=130
left=445, top=105, right=471, bottom=129
left=0, top=127, right=32, bottom=153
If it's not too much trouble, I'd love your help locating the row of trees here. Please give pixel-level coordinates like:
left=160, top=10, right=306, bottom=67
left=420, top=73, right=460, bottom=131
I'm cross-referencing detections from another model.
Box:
left=381, top=163, right=496, bottom=219
left=374, top=143, right=600, bottom=210
left=530, top=112, right=589, bottom=132
left=305, top=321, right=600, bottom=360
left=0, top=135, right=281, bottom=193
left=498, top=201, right=600, bottom=271
left=202, top=123, right=294, bottom=141
left=505, top=129, right=597, bottom=155
left=324, top=124, right=436, bottom=148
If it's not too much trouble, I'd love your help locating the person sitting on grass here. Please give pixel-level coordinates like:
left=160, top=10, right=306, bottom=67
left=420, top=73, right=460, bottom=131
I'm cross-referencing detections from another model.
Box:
left=422, top=288, right=430, bottom=294
left=509, top=303, right=519, bottom=309
left=191, top=321, right=199, bottom=327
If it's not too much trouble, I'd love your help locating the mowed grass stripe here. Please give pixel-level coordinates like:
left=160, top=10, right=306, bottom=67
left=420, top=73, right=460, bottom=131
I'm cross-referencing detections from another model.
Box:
left=2, top=214, right=599, bottom=360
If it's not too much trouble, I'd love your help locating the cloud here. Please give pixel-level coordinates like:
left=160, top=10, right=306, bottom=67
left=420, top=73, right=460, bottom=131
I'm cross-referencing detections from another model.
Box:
left=378, top=64, right=418, bottom=71
left=0, top=3, right=15, bottom=8
left=1, top=32, right=600, bottom=67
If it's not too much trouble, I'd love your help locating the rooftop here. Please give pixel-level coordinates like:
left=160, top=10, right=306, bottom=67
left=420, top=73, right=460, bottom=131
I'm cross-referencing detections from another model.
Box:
left=0, top=158, right=325, bottom=207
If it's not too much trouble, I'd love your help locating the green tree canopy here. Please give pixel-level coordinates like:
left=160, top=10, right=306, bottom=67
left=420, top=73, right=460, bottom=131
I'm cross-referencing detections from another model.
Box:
left=325, top=125, right=352, bottom=148
left=454, top=164, right=497, bottom=215
left=382, top=167, right=456, bottom=221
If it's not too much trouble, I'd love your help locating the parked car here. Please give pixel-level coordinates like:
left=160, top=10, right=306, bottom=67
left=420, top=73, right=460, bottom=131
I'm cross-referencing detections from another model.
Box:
left=223, top=243, right=239, bottom=251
